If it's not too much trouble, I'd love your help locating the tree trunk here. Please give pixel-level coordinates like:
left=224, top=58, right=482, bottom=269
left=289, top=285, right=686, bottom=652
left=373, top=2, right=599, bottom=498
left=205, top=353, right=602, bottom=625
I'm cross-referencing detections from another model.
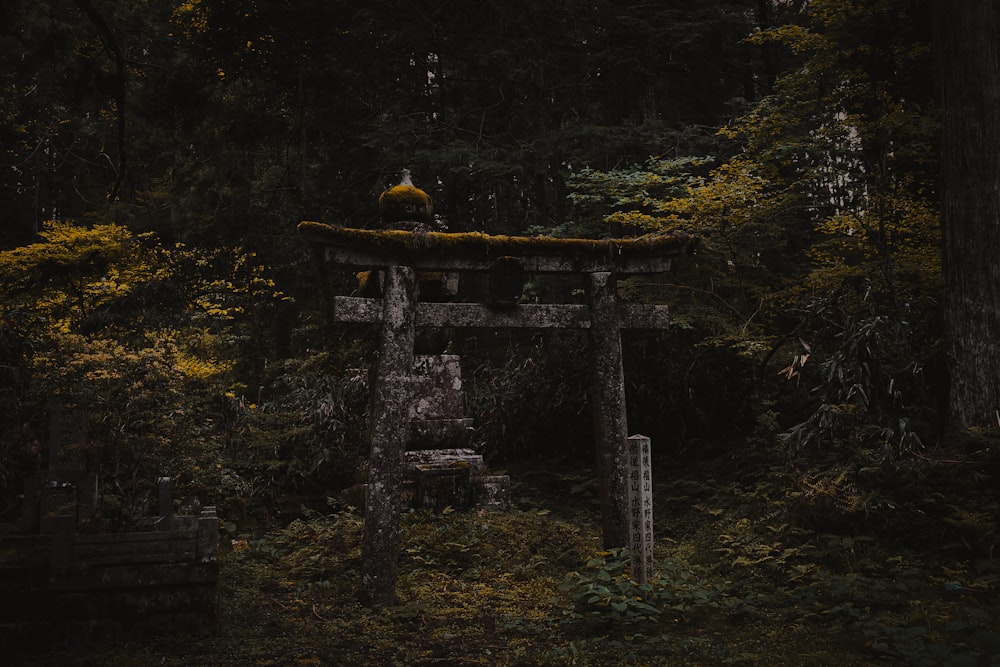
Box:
left=937, top=0, right=1000, bottom=429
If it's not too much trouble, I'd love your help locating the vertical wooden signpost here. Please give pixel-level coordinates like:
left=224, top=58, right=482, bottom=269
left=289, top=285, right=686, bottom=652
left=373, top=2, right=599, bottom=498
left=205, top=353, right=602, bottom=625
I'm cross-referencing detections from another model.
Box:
left=626, top=434, right=654, bottom=586
left=300, top=222, right=690, bottom=605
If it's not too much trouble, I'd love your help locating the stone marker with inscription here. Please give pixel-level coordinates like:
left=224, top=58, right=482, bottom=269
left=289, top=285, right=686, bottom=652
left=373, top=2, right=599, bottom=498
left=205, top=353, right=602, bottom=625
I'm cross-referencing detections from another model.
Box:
left=626, top=434, right=654, bottom=587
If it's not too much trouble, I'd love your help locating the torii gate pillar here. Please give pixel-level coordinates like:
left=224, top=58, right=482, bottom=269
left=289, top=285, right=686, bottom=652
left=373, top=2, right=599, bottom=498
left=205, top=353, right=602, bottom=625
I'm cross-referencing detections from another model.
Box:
left=586, top=271, right=629, bottom=548
left=359, top=266, right=416, bottom=606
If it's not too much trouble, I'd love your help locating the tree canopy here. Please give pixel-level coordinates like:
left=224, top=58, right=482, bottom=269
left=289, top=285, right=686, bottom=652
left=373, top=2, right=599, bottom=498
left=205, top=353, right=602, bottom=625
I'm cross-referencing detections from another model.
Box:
left=0, top=0, right=967, bottom=496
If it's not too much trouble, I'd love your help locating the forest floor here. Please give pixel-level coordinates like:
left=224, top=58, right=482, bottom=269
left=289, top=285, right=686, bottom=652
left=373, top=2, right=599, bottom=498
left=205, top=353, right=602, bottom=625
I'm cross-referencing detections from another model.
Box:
left=13, top=448, right=1000, bottom=666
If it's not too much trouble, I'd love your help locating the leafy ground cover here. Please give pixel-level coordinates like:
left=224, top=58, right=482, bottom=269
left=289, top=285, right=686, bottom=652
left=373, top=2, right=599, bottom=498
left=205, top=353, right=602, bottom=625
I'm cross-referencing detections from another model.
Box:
left=15, top=452, right=1000, bottom=667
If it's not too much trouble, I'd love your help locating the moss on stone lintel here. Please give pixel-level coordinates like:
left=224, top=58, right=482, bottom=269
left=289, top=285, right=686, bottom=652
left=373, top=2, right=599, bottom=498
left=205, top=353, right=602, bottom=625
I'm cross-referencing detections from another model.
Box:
left=297, top=221, right=692, bottom=260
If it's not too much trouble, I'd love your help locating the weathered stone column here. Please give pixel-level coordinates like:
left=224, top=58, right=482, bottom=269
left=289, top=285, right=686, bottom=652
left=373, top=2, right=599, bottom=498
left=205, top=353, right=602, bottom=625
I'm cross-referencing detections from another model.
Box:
left=586, top=271, right=629, bottom=549
left=360, top=265, right=417, bottom=606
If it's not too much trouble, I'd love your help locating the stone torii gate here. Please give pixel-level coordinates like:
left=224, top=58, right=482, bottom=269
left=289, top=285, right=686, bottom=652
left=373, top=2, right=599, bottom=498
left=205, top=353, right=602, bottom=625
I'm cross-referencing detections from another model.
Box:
left=299, top=221, right=691, bottom=605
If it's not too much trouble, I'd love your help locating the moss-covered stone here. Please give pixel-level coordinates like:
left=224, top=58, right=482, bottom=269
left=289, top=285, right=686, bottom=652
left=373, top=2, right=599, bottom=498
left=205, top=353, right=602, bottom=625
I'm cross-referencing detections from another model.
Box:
left=378, top=185, right=433, bottom=225
left=298, top=221, right=691, bottom=261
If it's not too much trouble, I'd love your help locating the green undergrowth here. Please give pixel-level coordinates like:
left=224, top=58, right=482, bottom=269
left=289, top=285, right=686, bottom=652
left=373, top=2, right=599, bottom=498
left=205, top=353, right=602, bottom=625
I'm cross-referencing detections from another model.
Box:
left=15, top=455, right=1000, bottom=666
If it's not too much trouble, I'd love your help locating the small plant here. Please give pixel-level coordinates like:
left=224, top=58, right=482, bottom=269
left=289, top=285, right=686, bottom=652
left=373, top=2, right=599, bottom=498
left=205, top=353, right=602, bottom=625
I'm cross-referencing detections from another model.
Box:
left=559, top=548, right=661, bottom=625
left=237, top=538, right=279, bottom=561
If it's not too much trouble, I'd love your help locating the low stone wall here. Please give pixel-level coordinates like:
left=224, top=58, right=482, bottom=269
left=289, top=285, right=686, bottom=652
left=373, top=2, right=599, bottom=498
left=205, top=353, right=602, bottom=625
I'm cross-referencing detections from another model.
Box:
left=339, top=449, right=511, bottom=512
left=405, top=449, right=511, bottom=511
left=0, top=507, right=219, bottom=651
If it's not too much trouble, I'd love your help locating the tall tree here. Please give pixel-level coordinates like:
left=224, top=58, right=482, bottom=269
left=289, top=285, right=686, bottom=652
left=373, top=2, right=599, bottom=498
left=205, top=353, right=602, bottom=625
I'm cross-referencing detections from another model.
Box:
left=566, top=0, right=943, bottom=453
left=936, top=0, right=1000, bottom=430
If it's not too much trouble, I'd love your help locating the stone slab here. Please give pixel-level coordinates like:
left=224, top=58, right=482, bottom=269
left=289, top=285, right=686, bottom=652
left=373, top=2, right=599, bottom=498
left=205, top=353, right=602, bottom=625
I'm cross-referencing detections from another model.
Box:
left=410, top=355, right=465, bottom=420
left=407, top=418, right=475, bottom=448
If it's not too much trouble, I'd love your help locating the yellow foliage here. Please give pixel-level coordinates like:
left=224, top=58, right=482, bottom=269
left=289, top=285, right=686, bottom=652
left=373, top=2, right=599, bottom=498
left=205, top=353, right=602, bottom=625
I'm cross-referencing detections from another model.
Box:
left=171, top=0, right=209, bottom=37
left=746, top=24, right=828, bottom=56
left=173, top=351, right=236, bottom=382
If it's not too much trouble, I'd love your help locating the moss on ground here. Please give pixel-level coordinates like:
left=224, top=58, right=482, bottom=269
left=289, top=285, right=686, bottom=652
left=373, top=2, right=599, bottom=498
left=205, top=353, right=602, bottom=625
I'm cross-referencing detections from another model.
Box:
left=13, top=455, right=1000, bottom=666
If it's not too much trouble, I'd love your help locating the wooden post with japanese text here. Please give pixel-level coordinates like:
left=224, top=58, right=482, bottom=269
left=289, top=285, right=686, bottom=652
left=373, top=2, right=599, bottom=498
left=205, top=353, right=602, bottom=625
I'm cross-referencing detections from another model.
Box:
left=626, top=434, right=654, bottom=586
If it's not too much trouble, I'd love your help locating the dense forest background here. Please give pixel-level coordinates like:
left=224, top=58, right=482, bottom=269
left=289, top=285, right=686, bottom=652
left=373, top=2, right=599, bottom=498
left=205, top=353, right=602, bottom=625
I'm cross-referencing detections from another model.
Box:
left=2, top=0, right=954, bottom=516
left=5, top=1, right=1000, bottom=664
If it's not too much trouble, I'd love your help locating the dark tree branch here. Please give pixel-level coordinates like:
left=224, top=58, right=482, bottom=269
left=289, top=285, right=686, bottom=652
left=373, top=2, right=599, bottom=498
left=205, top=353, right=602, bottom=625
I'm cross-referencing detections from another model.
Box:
left=72, top=0, right=127, bottom=202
